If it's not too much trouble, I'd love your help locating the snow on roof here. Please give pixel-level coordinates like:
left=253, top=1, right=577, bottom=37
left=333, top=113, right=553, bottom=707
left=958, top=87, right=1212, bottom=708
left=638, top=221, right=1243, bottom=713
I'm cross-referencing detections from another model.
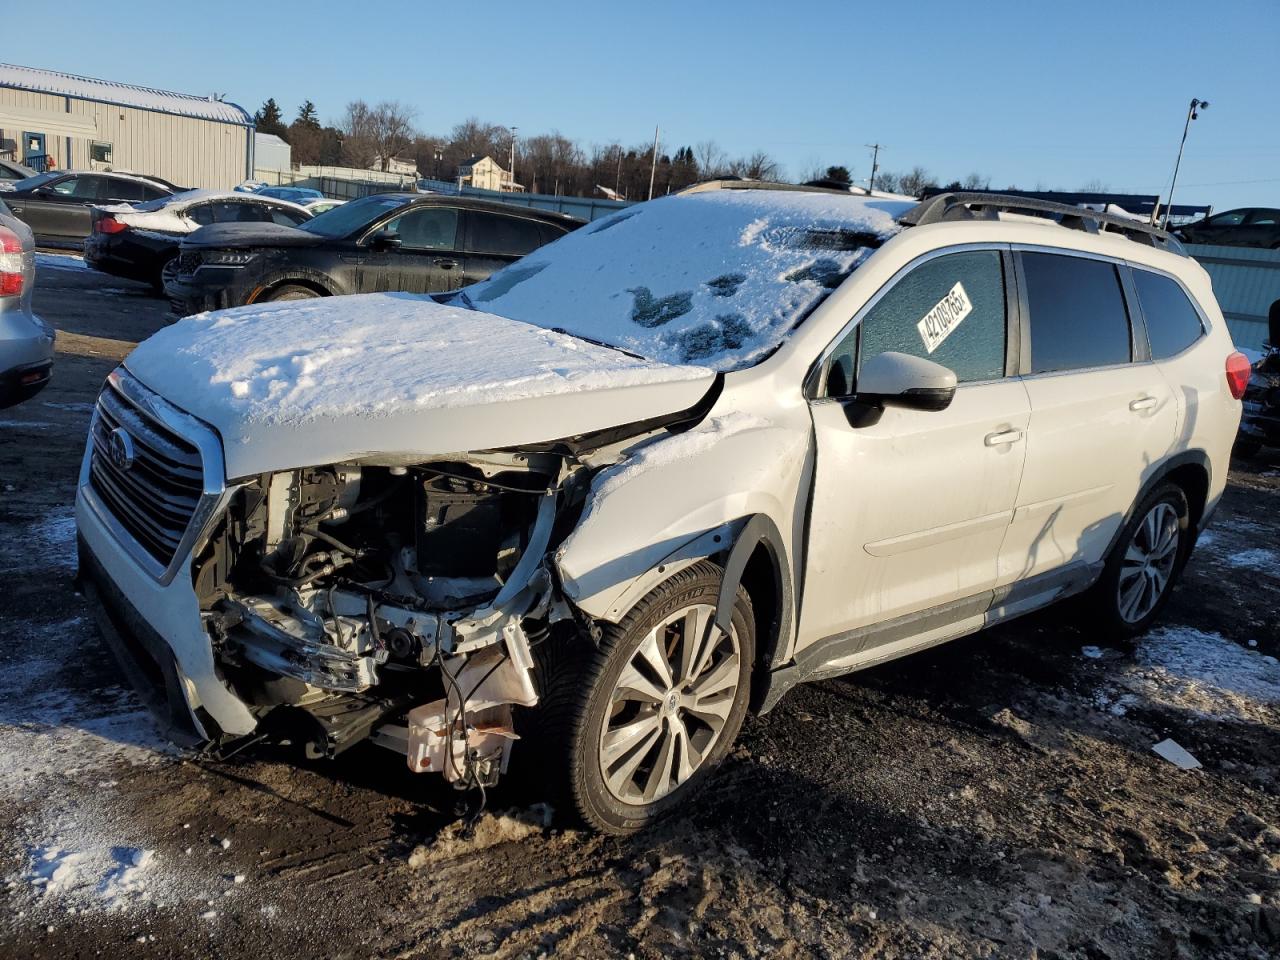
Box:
left=254, top=133, right=288, bottom=146
left=463, top=189, right=909, bottom=370
left=0, top=63, right=252, bottom=125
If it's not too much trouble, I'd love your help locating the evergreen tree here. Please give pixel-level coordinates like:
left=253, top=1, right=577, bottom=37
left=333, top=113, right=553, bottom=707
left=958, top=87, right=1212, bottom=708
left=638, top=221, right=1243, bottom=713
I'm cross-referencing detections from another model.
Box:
left=254, top=98, right=288, bottom=139
left=295, top=100, right=320, bottom=130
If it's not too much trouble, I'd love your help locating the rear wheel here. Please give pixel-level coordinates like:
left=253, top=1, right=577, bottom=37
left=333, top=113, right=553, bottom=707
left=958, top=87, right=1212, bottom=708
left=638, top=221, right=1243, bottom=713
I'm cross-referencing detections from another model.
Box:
left=267, top=284, right=320, bottom=302
left=525, top=562, right=755, bottom=834
left=153, top=255, right=178, bottom=293
left=1086, top=483, right=1190, bottom=639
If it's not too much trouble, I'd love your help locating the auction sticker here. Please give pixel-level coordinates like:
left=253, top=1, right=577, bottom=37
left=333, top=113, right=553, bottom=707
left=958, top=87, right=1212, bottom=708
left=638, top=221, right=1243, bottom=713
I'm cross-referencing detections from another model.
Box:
left=916, top=282, right=972, bottom=353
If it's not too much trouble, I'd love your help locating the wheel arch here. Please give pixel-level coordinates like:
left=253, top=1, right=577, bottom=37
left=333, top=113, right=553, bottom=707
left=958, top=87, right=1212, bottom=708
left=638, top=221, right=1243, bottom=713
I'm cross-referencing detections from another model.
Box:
left=1109, top=450, right=1213, bottom=560
left=249, top=274, right=336, bottom=303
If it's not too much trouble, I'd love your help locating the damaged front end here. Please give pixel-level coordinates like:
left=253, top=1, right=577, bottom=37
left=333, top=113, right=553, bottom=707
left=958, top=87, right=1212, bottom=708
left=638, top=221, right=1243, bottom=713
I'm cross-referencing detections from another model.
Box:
left=193, top=450, right=589, bottom=788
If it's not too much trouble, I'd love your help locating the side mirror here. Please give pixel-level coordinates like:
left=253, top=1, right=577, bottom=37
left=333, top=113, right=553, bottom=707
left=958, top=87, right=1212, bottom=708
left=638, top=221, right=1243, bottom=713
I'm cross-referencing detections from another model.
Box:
left=368, top=229, right=401, bottom=251
left=842, top=351, right=957, bottom=427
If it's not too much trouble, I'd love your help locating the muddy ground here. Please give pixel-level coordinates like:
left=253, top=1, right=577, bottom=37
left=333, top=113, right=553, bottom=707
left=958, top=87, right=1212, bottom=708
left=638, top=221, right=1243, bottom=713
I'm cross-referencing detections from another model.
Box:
left=0, top=256, right=1278, bottom=959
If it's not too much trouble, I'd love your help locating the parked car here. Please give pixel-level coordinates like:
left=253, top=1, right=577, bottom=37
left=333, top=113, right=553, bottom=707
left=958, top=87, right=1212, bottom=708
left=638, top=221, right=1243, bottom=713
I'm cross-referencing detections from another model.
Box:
left=1236, top=299, right=1280, bottom=457
left=299, top=197, right=345, bottom=216
left=1174, top=207, right=1280, bottom=249
left=0, top=171, right=176, bottom=244
left=84, top=189, right=313, bottom=291
left=254, top=186, right=325, bottom=204
left=164, top=194, right=582, bottom=315
left=0, top=158, right=37, bottom=183
left=77, top=186, right=1244, bottom=834
left=0, top=198, right=54, bottom=407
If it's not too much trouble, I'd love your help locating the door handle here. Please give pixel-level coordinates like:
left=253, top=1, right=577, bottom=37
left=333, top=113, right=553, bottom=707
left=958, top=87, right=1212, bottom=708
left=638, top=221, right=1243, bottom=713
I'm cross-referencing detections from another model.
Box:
left=434, top=258, right=459, bottom=269
left=984, top=429, right=1023, bottom=447
left=1129, top=396, right=1158, bottom=412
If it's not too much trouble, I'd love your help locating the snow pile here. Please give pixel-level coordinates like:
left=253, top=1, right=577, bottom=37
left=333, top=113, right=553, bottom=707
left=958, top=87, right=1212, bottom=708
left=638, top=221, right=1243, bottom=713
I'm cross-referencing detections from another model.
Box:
left=126, top=293, right=711, bottom=429
left=1116, top=626, right=1280, bottom=723
left=465, top=189, right=907, bottom=369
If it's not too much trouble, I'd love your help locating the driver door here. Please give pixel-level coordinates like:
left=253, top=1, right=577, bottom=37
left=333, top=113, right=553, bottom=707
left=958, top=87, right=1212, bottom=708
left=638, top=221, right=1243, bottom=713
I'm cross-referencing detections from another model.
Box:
left=358, top=205, right=462, bottom=293
left=799, top=248, right=1031, bottom=649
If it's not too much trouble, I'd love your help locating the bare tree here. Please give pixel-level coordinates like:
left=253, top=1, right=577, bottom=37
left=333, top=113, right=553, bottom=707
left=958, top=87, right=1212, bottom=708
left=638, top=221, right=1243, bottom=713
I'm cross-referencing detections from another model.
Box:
left=339, top=100, right=379, bottom=168
left=961, top=172, right=990, bottom=191
left=728, top=151, right=781, bottom=181
left=368, top=101, right=418, bottom=171
left=898, top=166, right=936, bottom=198
left=695, top=140, right=728, bottom=178
left=1078, top=178, right=1110, bottom=193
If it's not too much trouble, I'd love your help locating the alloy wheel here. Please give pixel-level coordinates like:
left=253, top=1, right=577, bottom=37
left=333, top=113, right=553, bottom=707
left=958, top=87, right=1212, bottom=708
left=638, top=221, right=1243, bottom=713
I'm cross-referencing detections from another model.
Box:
left=1117, top=501, right=1181, bottom=623
left=598, top=603, right=741, bottom=804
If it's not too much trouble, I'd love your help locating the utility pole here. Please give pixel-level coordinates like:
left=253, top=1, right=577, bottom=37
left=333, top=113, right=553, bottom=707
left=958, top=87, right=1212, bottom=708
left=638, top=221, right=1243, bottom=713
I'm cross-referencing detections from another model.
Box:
left=615, top=144, right=622, bottom=198
left=508, top=126, right=518, bottom=192
left=648, top=125, right=660, bottom=201
left=866, top=143, right=883, bottom=193
left=1162, top=98, right=1209, bottom=230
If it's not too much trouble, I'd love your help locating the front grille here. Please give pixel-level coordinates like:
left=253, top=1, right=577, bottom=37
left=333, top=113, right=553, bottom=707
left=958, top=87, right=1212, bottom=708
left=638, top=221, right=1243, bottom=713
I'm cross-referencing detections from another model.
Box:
left=89, top=381, right=204, bottom=567
left=177, top=250, right=201, bottom=275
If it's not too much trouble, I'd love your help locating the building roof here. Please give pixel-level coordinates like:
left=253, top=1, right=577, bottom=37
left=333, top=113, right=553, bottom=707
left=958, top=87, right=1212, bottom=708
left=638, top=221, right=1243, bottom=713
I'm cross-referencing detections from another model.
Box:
left=460, top=155, right=504, bottom=170
left=0, top=63, right=253, bottom=126
left=254, top=133, right=289, bottom=147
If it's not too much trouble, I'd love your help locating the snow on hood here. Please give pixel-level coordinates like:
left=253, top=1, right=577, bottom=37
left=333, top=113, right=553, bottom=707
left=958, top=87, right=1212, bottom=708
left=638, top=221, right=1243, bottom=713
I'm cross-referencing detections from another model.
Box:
left=124, top=293, right=715, bottom=478
left=461, top=189, right=908, bottom=370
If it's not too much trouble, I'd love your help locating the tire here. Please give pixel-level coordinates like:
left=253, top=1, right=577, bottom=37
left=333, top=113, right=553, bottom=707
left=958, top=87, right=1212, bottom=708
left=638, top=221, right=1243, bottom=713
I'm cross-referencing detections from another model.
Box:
left=267, top=284, right=321, bottom=302
left=1234, top=438, right=1263, bottom=460
left=522, top=561, right=755, bottom=835
left=152, top=255, right=177, bottom=294
left=1086, top=483, right=1191, bottom=639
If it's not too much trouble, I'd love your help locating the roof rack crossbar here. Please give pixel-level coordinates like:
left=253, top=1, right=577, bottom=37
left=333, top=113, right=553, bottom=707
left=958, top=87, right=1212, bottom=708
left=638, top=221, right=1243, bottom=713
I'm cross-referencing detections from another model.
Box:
left=899, top=192, right=1186, bottom=256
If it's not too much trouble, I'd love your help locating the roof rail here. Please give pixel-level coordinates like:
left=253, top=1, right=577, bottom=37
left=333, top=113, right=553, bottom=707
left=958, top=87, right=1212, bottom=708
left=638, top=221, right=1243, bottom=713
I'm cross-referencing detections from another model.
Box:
left=678, top=178, right=853, bottom=197
left=900, top=192, right=1186, bottom=256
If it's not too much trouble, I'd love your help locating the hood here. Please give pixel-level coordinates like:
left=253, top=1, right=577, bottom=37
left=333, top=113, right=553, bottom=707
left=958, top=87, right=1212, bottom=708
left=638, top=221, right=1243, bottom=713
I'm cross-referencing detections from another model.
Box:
left=123, top=292, right=716, bottom=478
left=182, top=221, right=323, bottom=250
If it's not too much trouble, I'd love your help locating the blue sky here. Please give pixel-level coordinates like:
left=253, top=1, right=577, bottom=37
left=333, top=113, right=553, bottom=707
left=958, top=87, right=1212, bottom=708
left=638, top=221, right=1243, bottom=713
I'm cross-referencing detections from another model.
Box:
left=7, top=0, right=1277, bottom=211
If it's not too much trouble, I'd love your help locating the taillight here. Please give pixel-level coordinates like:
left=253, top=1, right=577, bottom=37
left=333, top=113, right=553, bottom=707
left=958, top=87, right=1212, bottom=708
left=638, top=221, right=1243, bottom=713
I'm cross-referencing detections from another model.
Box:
left=0, top=224, right=23, bottom=297
left=96, top=215, right=128, bottom=235
left=1226, top=351, right=1252, bottom=400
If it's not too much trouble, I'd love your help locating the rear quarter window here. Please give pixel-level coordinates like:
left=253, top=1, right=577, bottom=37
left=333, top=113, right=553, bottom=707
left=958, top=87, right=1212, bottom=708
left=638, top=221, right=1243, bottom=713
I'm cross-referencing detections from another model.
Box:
left=1022, top=252, right=1132, bottom=374
left=1132, top=269, right=1205, bottom=360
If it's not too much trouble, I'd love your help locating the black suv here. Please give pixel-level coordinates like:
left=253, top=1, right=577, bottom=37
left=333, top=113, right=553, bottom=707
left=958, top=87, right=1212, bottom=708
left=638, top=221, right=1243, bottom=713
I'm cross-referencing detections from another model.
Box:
left=165, top=194, right=583, bottom=315
left=0, top=171, right=176, bottom=244
left=1175, top=207, right=1280, bottom=249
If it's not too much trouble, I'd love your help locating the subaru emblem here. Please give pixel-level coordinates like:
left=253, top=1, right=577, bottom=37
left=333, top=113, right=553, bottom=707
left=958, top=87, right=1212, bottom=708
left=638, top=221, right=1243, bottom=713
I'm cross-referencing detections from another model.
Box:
left=108, top=427, right=135, bottom=471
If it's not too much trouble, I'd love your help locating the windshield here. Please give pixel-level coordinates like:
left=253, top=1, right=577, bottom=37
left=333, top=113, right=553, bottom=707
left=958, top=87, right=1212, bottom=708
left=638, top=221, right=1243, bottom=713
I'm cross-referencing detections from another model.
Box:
left=461, top=190, right=907, bottom=370
left=11, top=172, right=60, bottom=192
left=300, top=195, right=406, bottom=238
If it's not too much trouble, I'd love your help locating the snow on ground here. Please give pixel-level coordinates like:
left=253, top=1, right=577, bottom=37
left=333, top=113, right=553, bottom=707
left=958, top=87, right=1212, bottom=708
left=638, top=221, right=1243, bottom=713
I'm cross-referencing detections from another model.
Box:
left=34, top=253, right=89, bottom=272
left=1220, top=546, right=1279, bottom=574
left=1092, top=626, right=1280, bottom=724
left=465, top=189, right=907, bottom=369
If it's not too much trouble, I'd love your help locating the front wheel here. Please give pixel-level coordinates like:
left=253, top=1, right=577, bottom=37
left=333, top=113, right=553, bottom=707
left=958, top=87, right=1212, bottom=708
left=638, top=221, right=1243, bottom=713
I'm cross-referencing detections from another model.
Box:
left=528, top=562, right=755, bottom=834
left=1086, top=483, right=1191, bottom=639
left=267, top=284, right=320, bottom=302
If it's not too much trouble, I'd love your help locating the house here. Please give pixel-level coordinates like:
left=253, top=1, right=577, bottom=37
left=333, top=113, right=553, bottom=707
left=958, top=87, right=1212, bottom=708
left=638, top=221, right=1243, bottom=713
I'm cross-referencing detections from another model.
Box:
left=0, top=62, right=253, bottom=187
left=457, top=155, right=523, bottom=193
left=371, top=155, right=418, bottom=176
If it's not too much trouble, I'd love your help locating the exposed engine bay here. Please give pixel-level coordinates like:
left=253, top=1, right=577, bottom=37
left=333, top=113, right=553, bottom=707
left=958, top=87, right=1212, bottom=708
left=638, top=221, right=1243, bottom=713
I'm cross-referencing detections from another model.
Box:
left=190, top=450, right=592, bottom=789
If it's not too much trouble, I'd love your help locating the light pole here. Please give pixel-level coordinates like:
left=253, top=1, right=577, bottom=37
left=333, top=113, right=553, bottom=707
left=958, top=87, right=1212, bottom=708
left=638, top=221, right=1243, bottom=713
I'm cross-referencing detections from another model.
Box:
left=1162, top=97, right=1209, bottom=230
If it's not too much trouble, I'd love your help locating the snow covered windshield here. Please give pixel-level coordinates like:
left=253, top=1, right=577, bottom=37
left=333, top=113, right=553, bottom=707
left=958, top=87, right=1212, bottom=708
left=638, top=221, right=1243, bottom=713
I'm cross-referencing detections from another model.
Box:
left=459, top=189, right=907, bottom=370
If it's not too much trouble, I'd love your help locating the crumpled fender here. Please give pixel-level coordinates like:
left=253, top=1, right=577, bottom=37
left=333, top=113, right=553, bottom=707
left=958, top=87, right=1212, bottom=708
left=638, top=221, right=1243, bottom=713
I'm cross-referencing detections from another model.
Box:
left=554, top=412, right=811, bottom=637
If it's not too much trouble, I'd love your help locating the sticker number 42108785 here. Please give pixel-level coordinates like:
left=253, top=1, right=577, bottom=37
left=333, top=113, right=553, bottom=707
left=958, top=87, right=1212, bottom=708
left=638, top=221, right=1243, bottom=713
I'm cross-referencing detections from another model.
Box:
left=916, top=282, right=972, bottom=353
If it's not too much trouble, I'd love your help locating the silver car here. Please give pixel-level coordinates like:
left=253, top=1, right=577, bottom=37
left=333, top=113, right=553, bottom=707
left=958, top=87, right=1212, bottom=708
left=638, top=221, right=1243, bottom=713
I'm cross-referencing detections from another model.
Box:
left=0, top=197, right=54, bottom=407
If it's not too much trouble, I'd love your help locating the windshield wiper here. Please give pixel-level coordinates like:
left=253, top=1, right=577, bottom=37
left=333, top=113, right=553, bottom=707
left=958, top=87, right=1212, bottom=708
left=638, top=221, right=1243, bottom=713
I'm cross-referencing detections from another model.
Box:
left=550, top=327, right=647, bottom=361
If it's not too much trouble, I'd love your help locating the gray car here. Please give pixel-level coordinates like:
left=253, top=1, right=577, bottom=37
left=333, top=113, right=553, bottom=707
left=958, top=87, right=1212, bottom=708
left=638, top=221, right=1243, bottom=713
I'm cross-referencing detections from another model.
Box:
left=0, top=197, right=54, bottom=407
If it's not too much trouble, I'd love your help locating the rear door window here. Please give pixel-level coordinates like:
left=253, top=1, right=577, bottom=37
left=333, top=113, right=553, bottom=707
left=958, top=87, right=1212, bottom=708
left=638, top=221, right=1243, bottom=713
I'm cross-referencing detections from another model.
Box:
left=187, top=203, right=215, bottom=226
left=103, top=178, right=146, bottom=202
left=1132, top=269, right=1205, bottom=360
left=1021, top=252, right=1131, bottom=374
left=823, top=250, right=1008, bottom=397
left=466, top=212, right=542, bottom=257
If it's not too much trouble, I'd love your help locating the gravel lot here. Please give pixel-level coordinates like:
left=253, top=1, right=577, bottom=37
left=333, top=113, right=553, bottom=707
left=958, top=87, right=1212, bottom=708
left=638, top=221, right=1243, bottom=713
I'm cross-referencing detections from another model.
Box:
left=1, top=256, right=1278, bottom=959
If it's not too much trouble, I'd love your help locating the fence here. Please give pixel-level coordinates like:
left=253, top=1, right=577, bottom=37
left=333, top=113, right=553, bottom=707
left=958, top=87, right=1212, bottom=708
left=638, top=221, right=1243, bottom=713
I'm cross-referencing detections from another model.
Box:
left=414, top=178, right=630, bottom=222
left=1186, top=244, right=1280, bottom=352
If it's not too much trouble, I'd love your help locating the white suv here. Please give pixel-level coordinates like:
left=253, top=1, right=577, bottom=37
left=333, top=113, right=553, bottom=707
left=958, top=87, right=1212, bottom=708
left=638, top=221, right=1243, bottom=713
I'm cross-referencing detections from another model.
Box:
left=75, top=184, right=1248, bottom=833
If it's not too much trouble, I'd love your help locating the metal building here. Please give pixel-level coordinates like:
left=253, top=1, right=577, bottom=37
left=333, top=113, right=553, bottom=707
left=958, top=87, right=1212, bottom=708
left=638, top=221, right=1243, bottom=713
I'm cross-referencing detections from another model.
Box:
left=0, top=63, right=253, bottom=189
